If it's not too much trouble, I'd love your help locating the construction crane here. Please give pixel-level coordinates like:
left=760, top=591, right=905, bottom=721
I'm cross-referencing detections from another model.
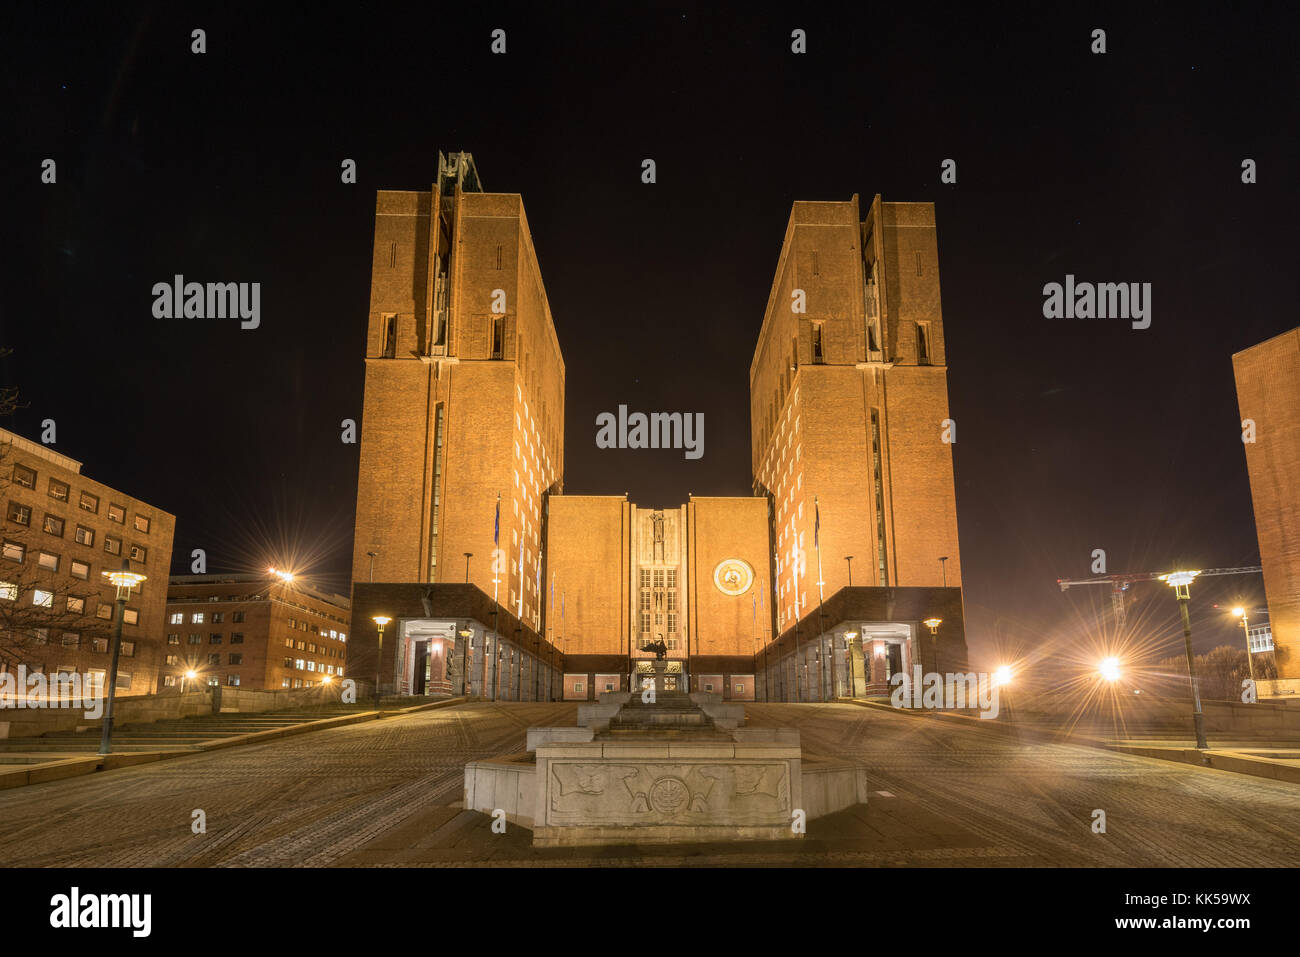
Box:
left=1056, top=566, right=1263, bottom=627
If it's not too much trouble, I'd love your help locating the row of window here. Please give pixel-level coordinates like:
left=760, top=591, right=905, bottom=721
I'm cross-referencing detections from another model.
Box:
left=23, top=630, right=135, bottom=656
left=10, top=466, right=153, bottom=531
left=21, top=665, right=133, bottom=690
left=169, top=611, right=244, bottom=624
left=3, top=534, right=147, bottom=567
left=167, top=633, right=245, bottom=644
left=282, top=657, right=342, bottom=676
left=0, top=582, right=139, bottom=623
left=282, top=636, right=344, bottom=657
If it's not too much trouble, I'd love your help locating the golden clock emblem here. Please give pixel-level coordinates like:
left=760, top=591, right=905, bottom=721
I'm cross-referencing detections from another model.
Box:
left=713, top=559, right=754, bottom=596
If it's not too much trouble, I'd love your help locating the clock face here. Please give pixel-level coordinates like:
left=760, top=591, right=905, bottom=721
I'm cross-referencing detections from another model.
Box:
left=713, top=559, right=754, bottom=596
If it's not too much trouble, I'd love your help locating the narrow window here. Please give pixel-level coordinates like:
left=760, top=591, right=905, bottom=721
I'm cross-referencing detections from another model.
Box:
left=389, top=241, right=397, bottom=268
left=868, top=318, right=881, bottom=355
left=382, top=314, right=397, bottom=358
left=491, top=317, right=504, bottom=360
left=495, top=244, right=503, bottom=270
left=812, top=322, right=825, bottom=364
left=916, top=322, right=931, bottom=365
left=915, top=251, right=923, bottom=276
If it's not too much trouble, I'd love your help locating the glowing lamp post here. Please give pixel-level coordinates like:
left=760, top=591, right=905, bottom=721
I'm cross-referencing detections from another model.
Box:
left=923, top=617, right=943, bottom=674
left=1232, top=607, right=1256, bottom=682
left=181, top=668, right=197, bottom=694
left=1159, top=570, right=1208, bottom=749
left=98, top=561, right=147, bottom=755
left=372, top=615, right=392, bottom=707
left=1099, top=656, right=1122, bottom=682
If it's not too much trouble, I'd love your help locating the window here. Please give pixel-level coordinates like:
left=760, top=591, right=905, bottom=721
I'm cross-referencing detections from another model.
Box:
left=120, top=640, right=135, bottom=657
left=208, top=653, right=221, bottom=665
left=735, top=683, right=745, bottom=694
left=61, top=632, right=79, bottom=647
left=47, top=479, right=69, bottom=501
left=12, top=465, right=35, bottom=488
left=284, top=637, right=293, bottom=648
left=296, top=640, right=305, bottom=651
left=107, top=503, right=124, bottom=523
left=0, top=581, right=16, bottom=601
left=96, top=603, right=113, bottom=620
left=43, top=514, right=64, bottom=536
left=281, top=678, right=291, bottom=688
left=38, top=551, right=58, bottom=572
left=67, top=596, right=84, bottom=613
left=33, top=589, right=54, bottom=607
left=167, top=633, right=180, bottom=644
left=209, top=633, right=222, bottom=644
left=7, top=502, right=31, bottom=525
left=283, top=657, right=293, bottom=668
left=382, top=313, right=397, bottom=358
left=169, top=612, right=184, bottom=624
left=306, top=660, right=316, bottom=672
left=704, top=683, right=714, bottom=692
left=115, top=673, right=132, bottom=691
left=123, top=609, right=138, bottom=626
left=229, top=653, right=243, bottom=665
left=163, top=675, right=177, bottom=687
left=868, top=318, right=881, bottom=355
left=916, top=322, right=931, bottom=365
left=129, top=544, right=147, bottom=562
left=31, top=628, right=49, bottom=645
left=232, top=611, right=245, bottom=623
left=573, top=682, right=584, bottom=694
left=231, top=632, right=243, bottom=644
left=104, top=536, right=121, bottom=556
left=294, top=658, right=305, bottom=670
left=491, top=316, right=504, bottom=359
left=70, top=560, right=89, bottom=581
left=191, top=612, right=205, bottom=624
left=164, top=655, right=178, bottom=666
left=3, top=541, right=24, bottom=562
left=211, top=612, right=224, bottom=623
left=91, top=638, right=108, bottom=653
left=227, top=675, right=241, bottom=686
left=811, top=322, right=824, bottom=363
left=79, top=491, right=99, bottom=513
left=188, top=633, right=201, bottom=644
left=133, top=514, right=151, bottom=533
left=75, top=525, right=94, bottom=546
left=293, top=678, right=303, bottom=688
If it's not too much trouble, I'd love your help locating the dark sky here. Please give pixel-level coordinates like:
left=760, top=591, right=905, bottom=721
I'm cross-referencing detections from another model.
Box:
left=4, top=2, right=1298, bottom=666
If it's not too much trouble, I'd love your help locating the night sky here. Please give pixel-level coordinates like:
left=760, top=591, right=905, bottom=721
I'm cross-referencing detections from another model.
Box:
left=5, top=2, right=1298, bottom=667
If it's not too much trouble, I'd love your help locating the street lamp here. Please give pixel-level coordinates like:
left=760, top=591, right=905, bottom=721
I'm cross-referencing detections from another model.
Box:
left=98, top=560, right=147, bottom=755
left=458, top=627, right=473, bottom=697
left=923, top=617, right=942, bottom=674
left=181, top=668, right=197, bottom=695
left=1232, top=607, right=1256, bottom=682
left=1158, top=570, right=1208, bottom=749
left=992, top=664, right=1012, bottom=688
left=1098, top=656, right=1122, bottom=682
left=372, top=615, right=392, bottom=707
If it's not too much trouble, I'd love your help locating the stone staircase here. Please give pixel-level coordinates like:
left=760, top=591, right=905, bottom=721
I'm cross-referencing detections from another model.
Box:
left=604, top=691, right=726, bottom=737
left=0, top=698, right=429, bottom=756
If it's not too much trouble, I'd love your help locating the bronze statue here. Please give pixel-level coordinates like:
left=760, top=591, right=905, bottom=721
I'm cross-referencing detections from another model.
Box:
left=640, top=637, right=668, bottom=660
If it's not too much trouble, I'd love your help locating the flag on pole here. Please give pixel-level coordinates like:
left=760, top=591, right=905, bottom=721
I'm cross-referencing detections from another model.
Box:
left=493, top=495, right=500, bottom=547
left=814, top=496, right=820, bottom=549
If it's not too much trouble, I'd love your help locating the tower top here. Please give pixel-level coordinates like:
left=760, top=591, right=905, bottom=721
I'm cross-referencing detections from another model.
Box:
left=438, top=151, right=482, bottom=193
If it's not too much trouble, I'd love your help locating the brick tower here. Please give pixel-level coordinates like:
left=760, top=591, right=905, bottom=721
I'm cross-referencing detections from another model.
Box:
left=352, top=152, right=564, bottom=632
